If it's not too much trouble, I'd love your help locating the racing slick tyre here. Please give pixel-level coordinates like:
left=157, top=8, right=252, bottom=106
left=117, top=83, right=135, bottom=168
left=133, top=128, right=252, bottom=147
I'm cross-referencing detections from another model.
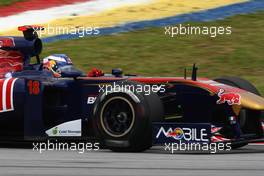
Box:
left=93, top=81, right=164, bottom=152
left=214, top=76, right=262, bottom=149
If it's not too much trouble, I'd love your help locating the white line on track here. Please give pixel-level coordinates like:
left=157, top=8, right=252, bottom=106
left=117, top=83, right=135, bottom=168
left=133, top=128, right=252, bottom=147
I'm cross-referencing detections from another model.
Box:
left=0, top=0, right=152, bottom=32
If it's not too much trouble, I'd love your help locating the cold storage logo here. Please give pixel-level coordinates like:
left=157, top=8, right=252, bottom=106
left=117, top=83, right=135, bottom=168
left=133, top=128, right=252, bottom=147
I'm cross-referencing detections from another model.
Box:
left=46, top=119, right=82, bottom=137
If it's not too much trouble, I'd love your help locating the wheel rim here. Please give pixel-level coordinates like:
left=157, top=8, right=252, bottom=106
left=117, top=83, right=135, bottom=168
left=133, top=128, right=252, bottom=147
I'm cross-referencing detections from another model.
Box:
left=100, top=97, right=135, bottom=138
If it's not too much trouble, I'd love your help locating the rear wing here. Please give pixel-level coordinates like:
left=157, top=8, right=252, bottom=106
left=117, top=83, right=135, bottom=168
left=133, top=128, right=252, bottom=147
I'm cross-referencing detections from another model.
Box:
left=18, top=25, right=44, bottom=41
left=0, top=25, right=44, bottom=65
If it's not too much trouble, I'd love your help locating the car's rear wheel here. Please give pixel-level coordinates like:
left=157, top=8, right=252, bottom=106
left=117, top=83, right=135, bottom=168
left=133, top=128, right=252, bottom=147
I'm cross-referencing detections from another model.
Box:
left=214, top=76, right=262, bottom=149
left=93, top=81, right=163, bottom=152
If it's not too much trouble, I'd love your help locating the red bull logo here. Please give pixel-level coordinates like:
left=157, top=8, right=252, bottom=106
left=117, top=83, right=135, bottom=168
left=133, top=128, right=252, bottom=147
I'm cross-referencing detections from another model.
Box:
left=216, top=89, right=241, bottom=105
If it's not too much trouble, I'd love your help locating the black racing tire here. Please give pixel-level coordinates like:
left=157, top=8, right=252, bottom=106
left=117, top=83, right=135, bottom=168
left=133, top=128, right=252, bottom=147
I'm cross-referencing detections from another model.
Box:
left=214, top=76, right=260, bottom=96
left=93, top=81, right=163, bottom=152
left=214, top=76, right=262, bottom=149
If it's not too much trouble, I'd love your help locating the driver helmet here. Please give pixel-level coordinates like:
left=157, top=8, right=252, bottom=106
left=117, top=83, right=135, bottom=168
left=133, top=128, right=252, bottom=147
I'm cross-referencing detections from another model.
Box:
left=43, top=54, right=72, bottom=77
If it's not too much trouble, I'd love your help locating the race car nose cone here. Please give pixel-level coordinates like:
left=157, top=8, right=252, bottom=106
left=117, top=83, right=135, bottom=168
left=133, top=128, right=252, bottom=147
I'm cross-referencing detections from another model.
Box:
left=240, top=91, right=264, bottom=110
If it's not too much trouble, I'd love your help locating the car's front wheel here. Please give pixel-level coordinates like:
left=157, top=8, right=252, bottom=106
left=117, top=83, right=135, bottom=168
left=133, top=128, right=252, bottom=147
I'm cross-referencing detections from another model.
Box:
left=214, top=76, right=262, bottom=149
left=93, top=81, right=163, bottom=152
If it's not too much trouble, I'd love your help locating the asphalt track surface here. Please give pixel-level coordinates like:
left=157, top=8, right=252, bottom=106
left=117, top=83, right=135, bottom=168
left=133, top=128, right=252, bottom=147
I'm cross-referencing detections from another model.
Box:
left=0, top=145, right=263, bottom=176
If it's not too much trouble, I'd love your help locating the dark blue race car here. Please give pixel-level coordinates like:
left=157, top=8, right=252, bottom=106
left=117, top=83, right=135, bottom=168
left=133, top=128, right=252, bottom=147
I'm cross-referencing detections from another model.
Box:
left=0, top=26, right=263, bottom=152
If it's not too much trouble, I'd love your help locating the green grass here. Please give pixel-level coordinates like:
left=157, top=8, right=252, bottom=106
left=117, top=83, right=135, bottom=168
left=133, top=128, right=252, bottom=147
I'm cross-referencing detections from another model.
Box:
left=42, top=11, right=264, bottom=94
left=0, top=0, right=24, bottom=6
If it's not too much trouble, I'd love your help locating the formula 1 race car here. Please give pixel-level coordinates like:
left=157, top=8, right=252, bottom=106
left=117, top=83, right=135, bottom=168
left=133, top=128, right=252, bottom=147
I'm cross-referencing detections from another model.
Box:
left=0, top=26, right=263, bottom=152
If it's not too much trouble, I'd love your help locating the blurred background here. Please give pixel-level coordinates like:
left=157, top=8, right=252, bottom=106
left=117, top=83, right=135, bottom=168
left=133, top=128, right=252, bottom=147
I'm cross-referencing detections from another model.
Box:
left=0, top=0, right=263, bottom=93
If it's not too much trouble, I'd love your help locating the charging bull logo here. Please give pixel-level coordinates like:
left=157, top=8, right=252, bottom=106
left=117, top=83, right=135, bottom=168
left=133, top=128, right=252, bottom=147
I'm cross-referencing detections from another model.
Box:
left=216, top=89, right=241, bottom=105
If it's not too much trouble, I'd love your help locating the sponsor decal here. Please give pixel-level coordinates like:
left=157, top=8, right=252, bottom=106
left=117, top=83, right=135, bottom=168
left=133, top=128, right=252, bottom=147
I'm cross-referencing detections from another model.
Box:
left=0, top=78, right=17, bottom=113
left=52, top=127, right=58, bottom=135
left=46, top=119, right=82, bottom=137
left=211, top=136, right=230, bottom=143
left=87, top=96, right=97, bottom=104
left=210, top=125, right=230, bottom=142
left=154, top=123, right=211, bottom=144
left=166, top=128, right=184, bottom=140
left=211, top=125, right=222, bottom=134
left=216, top=89, right=241, bottom=105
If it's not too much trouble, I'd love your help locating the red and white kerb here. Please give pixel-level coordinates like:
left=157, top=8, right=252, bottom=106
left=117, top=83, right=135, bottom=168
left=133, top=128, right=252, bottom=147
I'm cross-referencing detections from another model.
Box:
left=0, top=78, right=17, bottom=113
